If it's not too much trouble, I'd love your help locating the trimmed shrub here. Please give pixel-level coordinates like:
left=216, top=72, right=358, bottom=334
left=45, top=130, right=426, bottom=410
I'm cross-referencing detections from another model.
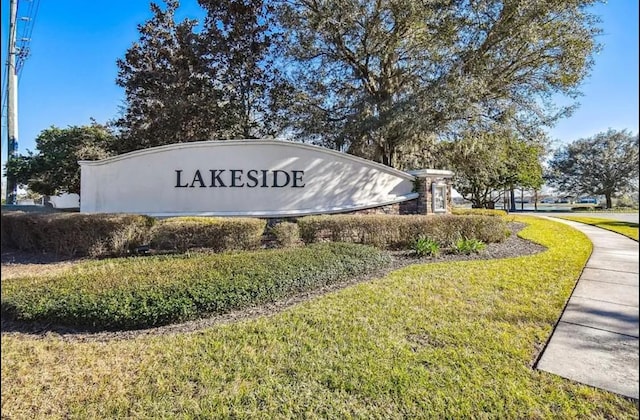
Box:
left=269, top=222, right=302, bottom=248
left=150, top=217, right=266, bottom=252
left=297, top=214, right=508, bottom=249
left=0, top=212, right=154, bottom=257
left=1, top=243, right=391, bottom=330
left=297, top=214, right=395, bottom=248
left=452, top=208, right=508, bottom=217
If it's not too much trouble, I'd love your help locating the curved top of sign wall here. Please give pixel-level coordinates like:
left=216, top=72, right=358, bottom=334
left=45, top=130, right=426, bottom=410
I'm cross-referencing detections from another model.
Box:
left=81, top=139, right=409, bottom=176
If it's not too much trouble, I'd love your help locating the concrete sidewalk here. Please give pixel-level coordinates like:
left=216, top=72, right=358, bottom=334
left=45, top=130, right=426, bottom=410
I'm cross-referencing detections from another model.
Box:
left=535, top=217, right=639, bottom=400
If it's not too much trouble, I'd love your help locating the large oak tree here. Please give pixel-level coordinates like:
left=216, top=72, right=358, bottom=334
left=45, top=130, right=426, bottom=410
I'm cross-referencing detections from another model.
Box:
left=115, top=0, right=227, bottom=153
left=275, top=0, right=602, bottom=168
left=546, top=129, right=639, bottom=208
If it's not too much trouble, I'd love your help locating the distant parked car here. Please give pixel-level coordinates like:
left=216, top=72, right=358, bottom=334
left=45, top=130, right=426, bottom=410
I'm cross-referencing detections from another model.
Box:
left=540, top=198, right=555, bottom=204
left=578, top=197, right=598, bottom=204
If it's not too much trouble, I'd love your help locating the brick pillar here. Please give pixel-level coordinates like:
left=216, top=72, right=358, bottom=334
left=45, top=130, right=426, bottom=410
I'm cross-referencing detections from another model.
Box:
left=406, top=169, right=454, bottom=215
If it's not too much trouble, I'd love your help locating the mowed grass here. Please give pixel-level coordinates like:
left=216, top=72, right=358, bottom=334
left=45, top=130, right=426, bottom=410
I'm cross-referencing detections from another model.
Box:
left=555, top=215, right=639, bottom=241
left=2, top=216, right=638, bottom=418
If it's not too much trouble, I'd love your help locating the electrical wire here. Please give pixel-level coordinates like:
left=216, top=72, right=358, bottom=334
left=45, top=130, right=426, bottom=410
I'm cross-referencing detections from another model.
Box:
left=16, top=0, right=41, bottom=75
left=2, top=0, right=41, bottom=128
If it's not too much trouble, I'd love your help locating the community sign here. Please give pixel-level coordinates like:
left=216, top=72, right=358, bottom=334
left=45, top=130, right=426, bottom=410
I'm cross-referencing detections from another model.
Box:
left=79, top=140, right=418, bottom=217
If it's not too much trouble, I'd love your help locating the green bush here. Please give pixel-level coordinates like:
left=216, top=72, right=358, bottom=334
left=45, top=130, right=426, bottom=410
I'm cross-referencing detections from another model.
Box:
left=452, top=208, right=507, bottom=217
left=0, top=212, right=154, bottom=257
left=269, top=222, right=301, bottom=247
left=412, top=236, right=440, bottom=257
left=150, top=217, right=266, bottom=252
left=453, top=237, right=487, bottom=254
left=1, top=243, right=391, bottom=330
left=297, top=214, right=507, bottom=249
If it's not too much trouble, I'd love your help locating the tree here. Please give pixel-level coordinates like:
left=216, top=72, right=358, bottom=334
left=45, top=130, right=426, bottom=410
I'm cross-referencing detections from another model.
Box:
left=275, top=0, right=602, bottom=167
left=439, top=131, right=545, bottom=208
left=198, top=0, right=284, bottom=139
left=546, top=129, right=639, bottom=209
left=115, top=0, right=228, bottom=153
left=115, top=0, right=284, bottom=153
left=502, top=135, right=546, bottom=210
left=4, top=123, right=115, bottom=196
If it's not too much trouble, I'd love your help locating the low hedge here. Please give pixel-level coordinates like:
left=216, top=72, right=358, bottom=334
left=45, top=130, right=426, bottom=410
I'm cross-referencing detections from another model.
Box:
left=149, top=217, right=267, bottom=252
left=1, top=211, right=508, bottom=257
left=0, top=212, right=154, bottom=257
left=452, top=208, right=508, bottom=217
left=297, top=214, right=508, bottom=249
left=1, top=243, right=391, bottom=330
left=269, top=222, right=302, bottom=247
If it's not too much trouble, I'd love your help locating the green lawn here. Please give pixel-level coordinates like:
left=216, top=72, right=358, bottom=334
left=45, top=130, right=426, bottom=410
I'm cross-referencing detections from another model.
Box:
left=1, top=216, right=638, bottom=418
left=554, top=216, right=639, bottom=241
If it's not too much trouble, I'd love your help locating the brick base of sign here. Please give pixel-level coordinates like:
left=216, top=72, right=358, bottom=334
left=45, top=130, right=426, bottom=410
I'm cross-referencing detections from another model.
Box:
left=266, top=169, right=454, bottom=219
left=314, top=170, right=455, bottom=217
left=347, top=170, right=454, bottom=216
left=347, top=179, right=453, bottom=216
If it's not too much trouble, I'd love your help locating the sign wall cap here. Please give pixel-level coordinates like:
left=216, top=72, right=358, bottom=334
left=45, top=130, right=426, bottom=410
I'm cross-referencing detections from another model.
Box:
left=78, top=139, right=416, bottom=182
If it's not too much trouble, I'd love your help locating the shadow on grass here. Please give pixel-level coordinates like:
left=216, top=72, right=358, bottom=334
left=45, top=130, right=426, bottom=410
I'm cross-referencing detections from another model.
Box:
left=596, top=221, right=639, bottom=228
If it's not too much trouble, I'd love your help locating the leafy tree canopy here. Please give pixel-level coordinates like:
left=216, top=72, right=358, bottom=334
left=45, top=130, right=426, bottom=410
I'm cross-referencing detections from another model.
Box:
left=439, top=130, right=545, bottom=208
left=114, top=0, right=224, bottom=153
left=546, top=129, right=639, bottom=208
left=115, top=0, right=282, bottom=153
left=4, top=123, right=115, bottom=196
left=275, top=0, right=602, bottom=168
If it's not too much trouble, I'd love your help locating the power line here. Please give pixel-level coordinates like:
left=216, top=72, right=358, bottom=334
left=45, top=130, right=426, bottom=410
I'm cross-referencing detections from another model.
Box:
left=4, top=0, right=40, bottom=203
left=2, top=0, right=40, bottom=127
left=15, top=0, right=41, bottom=74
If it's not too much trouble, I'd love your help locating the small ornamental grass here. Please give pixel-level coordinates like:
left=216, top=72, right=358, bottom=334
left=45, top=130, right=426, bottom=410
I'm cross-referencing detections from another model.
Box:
left=1, top=243, right=391, bottom=330
left=269, top=222, right=302, bottom=247
left=452, top=237, right=487, bottom=254
left=412, top=236, right=440, bottom=257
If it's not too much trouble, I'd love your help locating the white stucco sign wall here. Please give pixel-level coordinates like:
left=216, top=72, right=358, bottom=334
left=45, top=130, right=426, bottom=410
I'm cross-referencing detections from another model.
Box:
left=79, top=140, right=418, bottom=217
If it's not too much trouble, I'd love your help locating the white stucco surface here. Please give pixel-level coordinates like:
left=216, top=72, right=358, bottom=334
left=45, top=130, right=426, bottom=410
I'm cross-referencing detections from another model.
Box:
left=79, top=140, right=418, bottom=217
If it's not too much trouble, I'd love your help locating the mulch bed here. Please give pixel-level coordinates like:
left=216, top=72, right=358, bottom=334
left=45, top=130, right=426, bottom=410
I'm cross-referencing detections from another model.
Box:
left=1, top=222, right=545, bottom=342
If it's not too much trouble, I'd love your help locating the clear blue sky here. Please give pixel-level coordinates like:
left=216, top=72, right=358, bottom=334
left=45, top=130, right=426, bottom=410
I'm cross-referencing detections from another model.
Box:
left=1, top=0, right=639, bottom=175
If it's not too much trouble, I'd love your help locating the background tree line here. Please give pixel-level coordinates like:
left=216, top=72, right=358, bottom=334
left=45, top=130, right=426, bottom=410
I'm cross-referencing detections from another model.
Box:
left=5, top=0, right=638, bottom=208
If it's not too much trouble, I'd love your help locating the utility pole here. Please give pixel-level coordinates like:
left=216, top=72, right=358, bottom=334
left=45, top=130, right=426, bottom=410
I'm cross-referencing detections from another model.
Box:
left=6, top=0, right=19, bottom=204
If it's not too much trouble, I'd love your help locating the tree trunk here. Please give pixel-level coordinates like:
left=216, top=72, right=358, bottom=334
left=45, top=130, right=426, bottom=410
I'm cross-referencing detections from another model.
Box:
left=503, top=189, right=508, bottom=211
left=605, top=194, right=612, bottom=209
left=510, top=186, right=516, bottom=212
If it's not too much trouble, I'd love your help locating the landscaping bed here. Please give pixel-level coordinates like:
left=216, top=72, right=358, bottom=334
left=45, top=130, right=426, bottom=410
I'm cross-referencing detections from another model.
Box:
left=3, top=216, right=637, bottom=418
left=1, top=243, right=391, bottom=331
left=2, top=222, right=544, bottom=340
